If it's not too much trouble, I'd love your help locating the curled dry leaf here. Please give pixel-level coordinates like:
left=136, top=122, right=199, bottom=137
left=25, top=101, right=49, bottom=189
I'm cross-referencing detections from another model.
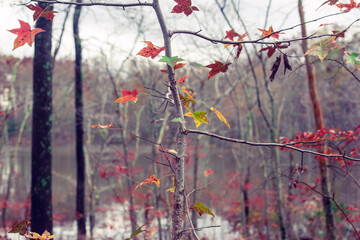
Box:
left=269, top=55, right=281, bottom=81
left=283, top=54, right=292, bottom=74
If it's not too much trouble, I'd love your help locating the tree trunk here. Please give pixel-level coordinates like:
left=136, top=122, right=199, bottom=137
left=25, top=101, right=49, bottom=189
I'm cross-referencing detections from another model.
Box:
left=191, top=136, right=200, bottom=230
left=298, top=1, right=336, bottom=239
left=31, top=2, right=53, bottom=234
left=73, top=1, right=86, bottom=239
left=153, top=1, right=187, bottom=239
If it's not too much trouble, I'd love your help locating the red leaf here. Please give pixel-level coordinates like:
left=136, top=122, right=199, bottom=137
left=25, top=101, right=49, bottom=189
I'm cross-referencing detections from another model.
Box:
left=137, top=41, right=165, bottom=59
left=177, top=76, right=188, bottom=84
left=26, top=3, right=57, bottom=21
left=225, top=29, right=240, bottom=41
left=160, top=63, right=185, bottom=74
left=205, top=61, right=231, bottom=79
left=8, top=217, right=31, bottom=236
left=336, top=0, right=359, bottom=11
left=113, top=89, right=138, bottom=104
left=332, top=30, right=346, bottom=40
left=259, top=43, right=288, bottom=58
left=258, top=26, right=282, bottom=39
left=8, top=20, right=45, bottom=50
left=174, top=63, right=185, bottom=70
left=171, top=0, right=199, bottom=16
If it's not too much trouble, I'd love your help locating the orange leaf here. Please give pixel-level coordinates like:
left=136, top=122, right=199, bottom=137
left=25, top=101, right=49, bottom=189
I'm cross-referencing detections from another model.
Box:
left=210, top=107, right=231, bottom=129
left=113, top=89, right=138, bottom=104
left=190, top=201, right=215, bottom=217
left=25, top=230, right=56, bottom=240
left=205, top=61, right=231, bottom=80
left=258, top=26, right=282, bottom=39
left=135, top=175, right=160, bottom=189
left=177, top=76, right=188, bottom=84
left=8, top=217, right=31, bottom=236
left=137, top=41, right=165, bottom=59
left=90, top=122, right=114, bottom=129
left=8, top=20, right=45, bottom=50
left=204, top=168, right=214, bottom=176
left=26, top=3, right=57, bottom=21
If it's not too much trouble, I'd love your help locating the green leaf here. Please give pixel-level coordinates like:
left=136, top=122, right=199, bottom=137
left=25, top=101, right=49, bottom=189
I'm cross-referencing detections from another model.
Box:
left=159, top=56, right=184, bottom=68
left=125, top=224, right=146, bottom=240
left=190, top=62, right=203, bottom=68
left=171, top=117, right=185, bottom=124
left=345, top=52, right=360, bottom=70
left=189, top=201, right=215, bottom=217
left=304, top=39, right=340, bottom=62
left=184, top=110, right=209, bottom=128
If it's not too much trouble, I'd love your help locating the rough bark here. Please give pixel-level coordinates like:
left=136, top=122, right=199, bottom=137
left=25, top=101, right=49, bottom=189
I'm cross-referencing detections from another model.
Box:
left=73, top=1, right=86, bottom=239
left=31, top=2, right=53, bottom=234
left=298, top=1, right=336, bottom=239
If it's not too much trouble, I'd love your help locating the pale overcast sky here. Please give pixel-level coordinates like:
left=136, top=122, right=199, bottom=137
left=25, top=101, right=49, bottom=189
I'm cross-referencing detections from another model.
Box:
left=1, top=0, right=359, bottom=64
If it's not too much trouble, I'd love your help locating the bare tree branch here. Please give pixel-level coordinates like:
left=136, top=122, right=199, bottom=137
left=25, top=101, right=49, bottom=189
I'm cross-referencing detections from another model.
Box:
left=186, top=129, right=360, bottom=162
left=28, top=0, right=153, bottom=7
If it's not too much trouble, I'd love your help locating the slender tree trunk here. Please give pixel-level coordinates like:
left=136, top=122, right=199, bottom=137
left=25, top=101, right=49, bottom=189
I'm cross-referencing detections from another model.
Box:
left=1, top=125, right=11, bottom=236
left=153, top=1, right=187, bottom=239
left=73, top=1, right=86, bottom=239
left=191, top=136, right=200, bottom=230
left=298, top=1, right=336, bottom=239
left=31, top=2, right=53, bottom=233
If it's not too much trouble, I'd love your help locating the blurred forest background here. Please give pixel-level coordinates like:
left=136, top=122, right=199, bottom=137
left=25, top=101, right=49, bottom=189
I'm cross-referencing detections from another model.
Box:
left=1, top=0, right=360, bottom=239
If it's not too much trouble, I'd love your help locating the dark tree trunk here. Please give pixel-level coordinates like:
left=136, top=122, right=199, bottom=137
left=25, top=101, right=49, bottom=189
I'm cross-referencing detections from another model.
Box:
left=243, top=164, right=250, bottom=226
left=31, top=2, right=53, bottom=234
left=298, top=1, right=336, bottom=239
left=73, top=1, right=86, bottom=239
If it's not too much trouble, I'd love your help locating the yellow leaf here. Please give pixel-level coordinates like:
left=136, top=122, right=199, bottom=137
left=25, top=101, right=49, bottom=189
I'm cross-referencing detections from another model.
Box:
left=165, top=149, right=178, bottom=155
left=25, top=230, right=56, bottom=240
left=184, top=110, right=209, bottom=128
left=210, top=107, right=231, bottom=129
left=166, top=177, right=176, bottom=193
